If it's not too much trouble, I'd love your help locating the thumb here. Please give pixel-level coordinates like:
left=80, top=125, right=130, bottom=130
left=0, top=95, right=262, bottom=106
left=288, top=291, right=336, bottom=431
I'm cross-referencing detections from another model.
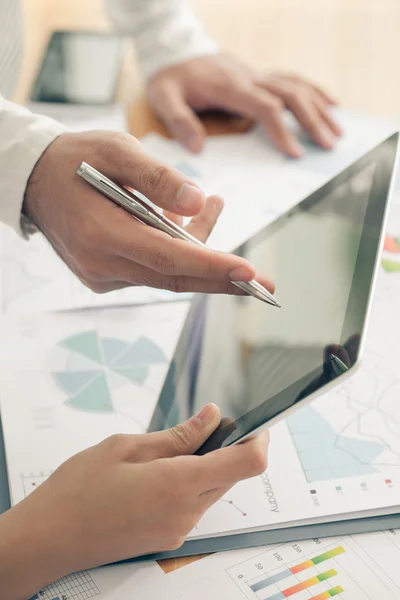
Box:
left=145, top=404, right=221, bottom=459
left=152, top=84, right=206, bottom=153
left=96, top=134, right=206, bottom=217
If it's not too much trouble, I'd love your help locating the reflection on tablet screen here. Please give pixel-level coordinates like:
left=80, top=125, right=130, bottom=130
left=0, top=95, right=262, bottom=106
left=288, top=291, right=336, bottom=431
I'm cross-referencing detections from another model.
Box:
left=148, top=135, right=398, bottom=452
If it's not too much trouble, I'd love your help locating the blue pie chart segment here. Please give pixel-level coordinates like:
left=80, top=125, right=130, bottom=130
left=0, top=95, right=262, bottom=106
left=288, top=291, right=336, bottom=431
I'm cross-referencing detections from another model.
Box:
left=111, top=336, right=167, bottom=367
left=64, top=373, right=114, bottom=413
left=53, top=370, right=101, bottom=395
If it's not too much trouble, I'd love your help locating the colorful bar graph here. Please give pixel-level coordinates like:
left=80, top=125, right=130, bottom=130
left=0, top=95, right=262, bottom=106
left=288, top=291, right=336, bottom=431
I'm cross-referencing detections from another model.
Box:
left=290, top=559, right=314, bottom=575
left=311, top=586, right=344, bottom=599
left=283, top=569, right=337, bottom=597
left=265, top=570, right=338, bottom=600
left=290, top=547, right=345, bottom=574
left=251, top=570, right=293, bottom=592
left=250, top=547, right=345, bottom=594
left=250, top=546, right=345, bottom=600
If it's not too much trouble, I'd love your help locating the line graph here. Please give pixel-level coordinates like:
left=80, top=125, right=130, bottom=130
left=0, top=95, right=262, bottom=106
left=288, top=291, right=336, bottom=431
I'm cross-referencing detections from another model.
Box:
left=286, top=345, right=400, bottom=483
left=221, top=499, right=247, bottom=517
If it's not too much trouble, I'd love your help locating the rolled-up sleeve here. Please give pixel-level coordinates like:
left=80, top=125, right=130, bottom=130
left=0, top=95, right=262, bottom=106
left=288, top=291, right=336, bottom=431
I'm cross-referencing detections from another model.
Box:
left=104, top=0, right=219, bottom=80
left=0, top=95, right=66, bottom=236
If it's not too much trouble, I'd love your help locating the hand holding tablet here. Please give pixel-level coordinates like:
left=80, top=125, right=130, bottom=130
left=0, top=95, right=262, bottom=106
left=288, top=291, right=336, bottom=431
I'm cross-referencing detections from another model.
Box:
left=149, top=134, right=399, bottom=453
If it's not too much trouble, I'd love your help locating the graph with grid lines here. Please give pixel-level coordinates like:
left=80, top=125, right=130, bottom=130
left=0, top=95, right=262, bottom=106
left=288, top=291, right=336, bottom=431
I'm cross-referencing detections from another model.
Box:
left=30, top=571, right=100, bottom=600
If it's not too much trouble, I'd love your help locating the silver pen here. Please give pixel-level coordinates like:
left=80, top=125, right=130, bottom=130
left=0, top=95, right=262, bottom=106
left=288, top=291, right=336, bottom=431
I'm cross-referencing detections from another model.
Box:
left=76, top=162, right=281, bottom=307
left=329, top=354, right=349, bottom=376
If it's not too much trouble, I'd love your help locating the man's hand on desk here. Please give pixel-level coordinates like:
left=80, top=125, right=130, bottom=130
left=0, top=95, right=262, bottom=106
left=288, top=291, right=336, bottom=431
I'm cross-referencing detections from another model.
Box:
left=147, top=54, right=342, bottom=157
left=0, top=404, right=269, bottom=598
left=23, top=130, right=274, bottom=296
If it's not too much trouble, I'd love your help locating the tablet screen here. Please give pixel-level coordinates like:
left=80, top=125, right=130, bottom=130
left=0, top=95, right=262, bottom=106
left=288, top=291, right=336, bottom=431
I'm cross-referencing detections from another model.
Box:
left=30, top=31, right=123, bottom=104
left=148, top=135, right=398, bottom=452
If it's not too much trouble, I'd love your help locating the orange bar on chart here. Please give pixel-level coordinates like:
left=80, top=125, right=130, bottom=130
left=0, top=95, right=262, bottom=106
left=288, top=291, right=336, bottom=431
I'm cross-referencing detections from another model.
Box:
left=282, top=570, right=337, bottom=597
left=290, top=560, right=314, bottom=575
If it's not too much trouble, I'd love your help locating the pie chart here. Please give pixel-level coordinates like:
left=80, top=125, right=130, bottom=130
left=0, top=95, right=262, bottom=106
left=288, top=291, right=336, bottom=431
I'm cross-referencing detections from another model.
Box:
left=51, top=331, right=167, bottom=413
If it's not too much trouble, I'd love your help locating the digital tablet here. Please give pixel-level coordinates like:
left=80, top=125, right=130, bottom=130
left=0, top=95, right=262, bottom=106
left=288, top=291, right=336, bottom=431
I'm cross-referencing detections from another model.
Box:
left=30, top=31, right=123, bottom=104
left=148, top=134, right=399, bottom=454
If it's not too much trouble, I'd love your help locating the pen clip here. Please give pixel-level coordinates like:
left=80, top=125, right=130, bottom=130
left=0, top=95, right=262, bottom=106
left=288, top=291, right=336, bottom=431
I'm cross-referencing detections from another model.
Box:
left=99, top=178, right=150, bottom=217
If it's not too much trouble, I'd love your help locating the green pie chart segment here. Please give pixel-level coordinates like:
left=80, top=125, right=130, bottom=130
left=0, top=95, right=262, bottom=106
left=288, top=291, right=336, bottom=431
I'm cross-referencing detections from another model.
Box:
left=64, top=373, right=114, bottom=413
left=61, top=331, right=103, bottom=364
left=52, top=331, right=167, bottom=414
left=113, top=365, right=149, bottom=385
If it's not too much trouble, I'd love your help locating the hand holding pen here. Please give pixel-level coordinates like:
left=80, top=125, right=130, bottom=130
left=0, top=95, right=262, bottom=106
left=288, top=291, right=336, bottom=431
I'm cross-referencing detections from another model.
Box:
left=24, top=130, right=276, bottom=302
left=77, top=158, right=279, bottom=306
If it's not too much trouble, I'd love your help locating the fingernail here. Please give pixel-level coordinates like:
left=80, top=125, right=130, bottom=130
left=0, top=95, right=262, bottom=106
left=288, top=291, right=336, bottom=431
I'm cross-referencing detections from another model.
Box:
left=289, top=141, right=304, bottom=158
left=319, top=127, right=336, bottom=148
left=196, top=403, right=217, bottom=427
left=175, top=183, right=205, bottom=211
left=212, top=196, right=224, bottom=216
left=229, top=266, right=254, bottom=281
left=185, top=136, right=203, bottom=153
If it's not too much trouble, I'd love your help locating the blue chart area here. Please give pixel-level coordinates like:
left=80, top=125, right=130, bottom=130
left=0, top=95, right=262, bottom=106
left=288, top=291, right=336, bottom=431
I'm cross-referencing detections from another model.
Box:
left=287, top=406, right=387, bottom=482
left=174, top=161, right=202, bottom=179
left=52, top=331, right=167, bottom=414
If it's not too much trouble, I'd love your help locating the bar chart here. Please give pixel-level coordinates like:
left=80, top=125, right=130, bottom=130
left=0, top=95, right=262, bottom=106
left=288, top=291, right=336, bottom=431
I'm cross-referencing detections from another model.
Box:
left=226, top=537, right=398, bottom=599
left=249, top=547, right=344, bottom=598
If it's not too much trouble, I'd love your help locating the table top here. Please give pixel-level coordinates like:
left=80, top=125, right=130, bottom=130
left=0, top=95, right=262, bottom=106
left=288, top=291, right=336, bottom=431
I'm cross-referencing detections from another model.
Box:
left=10, top=0, right=400, bottom=577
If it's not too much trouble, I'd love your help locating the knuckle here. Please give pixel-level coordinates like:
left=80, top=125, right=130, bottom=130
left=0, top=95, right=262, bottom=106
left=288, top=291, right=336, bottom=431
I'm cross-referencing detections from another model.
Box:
left=267, top=97, right=284, bottom=113
left=80, top=260, right=104, bottom=283
left=168, top=423, right=194, bottom=452
left=213, top=72, right=238, bottom=96
left=196, top=260, right=213, bottom=280
left=139, top=164, right=172, bottom=195
left=166, top=275, right=191, bottom=294
left=96, top=133, right=126, bottom=165
left=149, top=250, right=176, bottom=275
left=249, top=449, right=268, bottom=475
left=285, top=88, right=301, bottom=103
left=169, top=115, right=191, bottom=131
left=102, top=434, right=130, bottom=456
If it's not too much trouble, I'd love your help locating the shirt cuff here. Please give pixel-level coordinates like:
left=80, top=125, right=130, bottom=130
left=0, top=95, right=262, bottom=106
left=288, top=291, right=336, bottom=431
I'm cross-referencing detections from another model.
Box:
left=0, top=102, right=67, bottom=238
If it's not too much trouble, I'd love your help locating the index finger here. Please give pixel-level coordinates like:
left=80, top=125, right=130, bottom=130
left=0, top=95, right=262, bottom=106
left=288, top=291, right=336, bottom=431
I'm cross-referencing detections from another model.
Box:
left=112, top=204, right=258, bottom=282
left=194, top=432, right=270, bottom=491
left=218, top=85, right=304, bottom=158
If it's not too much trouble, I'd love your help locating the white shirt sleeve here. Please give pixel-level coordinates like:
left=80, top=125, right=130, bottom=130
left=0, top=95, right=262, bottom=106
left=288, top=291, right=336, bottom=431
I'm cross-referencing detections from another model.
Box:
left=0, top=94, right=66, bottom=237
left=104, top=0, right=219, bottom=80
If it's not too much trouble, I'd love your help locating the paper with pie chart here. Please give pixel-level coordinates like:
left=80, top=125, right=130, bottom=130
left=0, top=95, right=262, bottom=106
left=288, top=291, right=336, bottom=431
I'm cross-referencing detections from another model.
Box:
left=51, top=331, right=167, bottom=416
left=0, top=302, right=188, bottom=505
